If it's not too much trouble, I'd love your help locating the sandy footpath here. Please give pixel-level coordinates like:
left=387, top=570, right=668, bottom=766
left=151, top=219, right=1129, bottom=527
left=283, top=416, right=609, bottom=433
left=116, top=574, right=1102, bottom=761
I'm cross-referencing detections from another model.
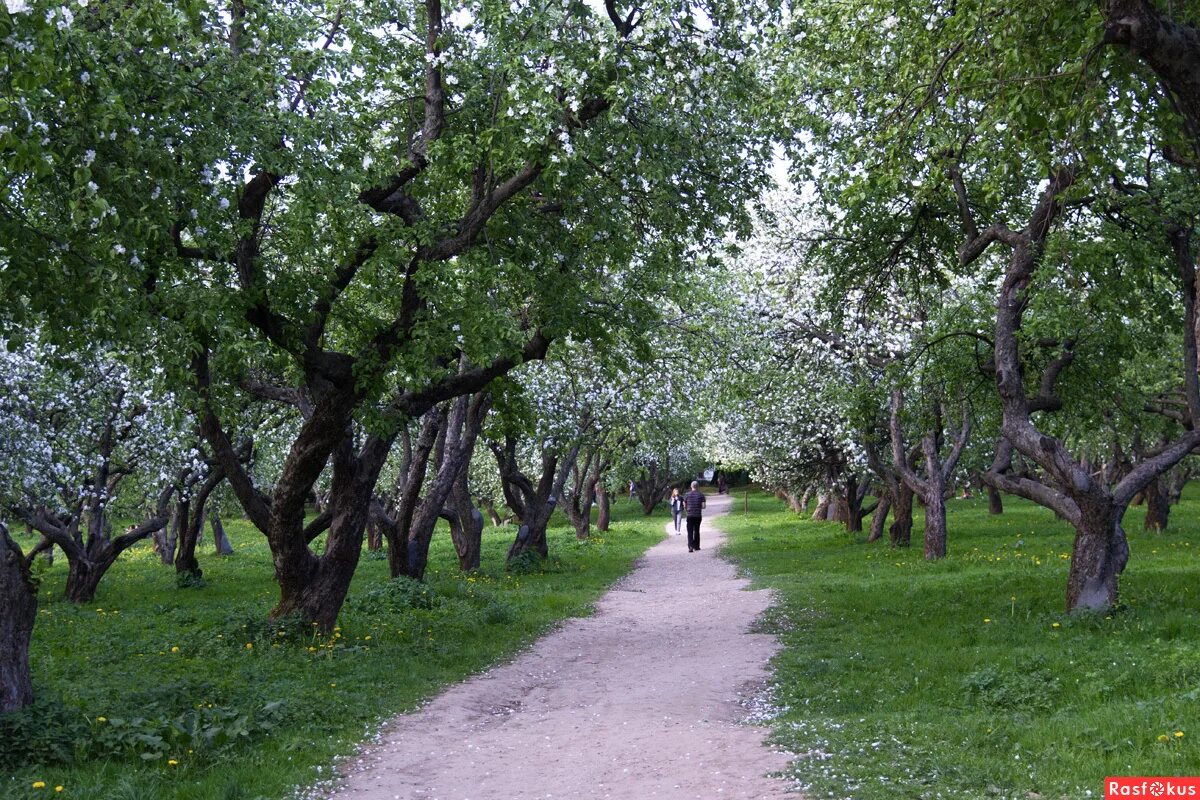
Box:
left=323, top=492, right=793, bottom=800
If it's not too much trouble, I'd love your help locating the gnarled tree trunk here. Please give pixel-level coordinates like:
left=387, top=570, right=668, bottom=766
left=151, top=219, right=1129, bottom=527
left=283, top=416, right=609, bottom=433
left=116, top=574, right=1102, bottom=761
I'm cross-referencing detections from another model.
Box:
left=0, top=524, right=37, bottom=712
left=1066, top=496, right=1129, bottom=610
left=445, top=473, right=484, bottom=572
left=403, top=393, right=491, bottom=581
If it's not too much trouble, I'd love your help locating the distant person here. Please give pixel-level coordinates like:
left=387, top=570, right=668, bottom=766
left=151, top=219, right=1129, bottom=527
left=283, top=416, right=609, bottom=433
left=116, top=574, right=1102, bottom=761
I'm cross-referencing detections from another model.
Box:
left=684, top=481, right=706, bottom=552
left=629, top=480, right=637, bottom=502
left=717, top=474, right=727, bottom=495
left=669, top=487, right=684, bottom=535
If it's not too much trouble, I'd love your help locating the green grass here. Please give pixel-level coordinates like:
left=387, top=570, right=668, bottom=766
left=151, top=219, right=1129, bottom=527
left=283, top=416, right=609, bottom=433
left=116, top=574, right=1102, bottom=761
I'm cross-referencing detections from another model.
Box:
left=718, top=488, right=1200, bottom=800
left=3, top=500, right=664, bottom=800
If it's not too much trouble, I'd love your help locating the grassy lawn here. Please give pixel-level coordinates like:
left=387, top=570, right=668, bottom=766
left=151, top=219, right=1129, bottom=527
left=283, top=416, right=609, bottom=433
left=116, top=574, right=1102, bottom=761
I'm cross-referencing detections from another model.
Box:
left=719, top=488, right=1200, bottom=800
left=3, top=500, right=664, bottom=800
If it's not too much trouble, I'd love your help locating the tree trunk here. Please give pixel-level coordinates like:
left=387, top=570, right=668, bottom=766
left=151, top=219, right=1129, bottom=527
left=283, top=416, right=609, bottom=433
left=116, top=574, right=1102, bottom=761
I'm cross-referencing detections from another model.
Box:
left=446, top=475, right=484, bottom=572
left=271, top=441, right=386, bottom=630
left=481, top=498, right=504, bottom=527
left=365, top=518, right=383, bottom=551
left=163, top=506, right=180, bottom=566
left=402, top=394, right=490, bottom=581
left=64, top=552, right=115, bottom=604
left=173, top=498, right=202, bottom=583
left=1143, top=475, right=1170, bottom=531
left=889, top=485, right=914, bottom=547
left=922, top=477, right=948, bottom=560
left=987, top=485, right=1004, bottom=515
left=827, top=493, right=849, bottom=523
left=812, top=494, right=830, bottom=520
left=0, top=525, right=37, bottom=712
left=383, top=411, right=441, bottom=580
left=211, top=513, right=233, bottom=555
left=596, top=483, right=611, bottom=532
left=1168, top=465, right=1187, bottom=504
left=266, top=427, right=395, bottom=632
left=867, top=494, right=890, bottom=542
left=844, top=476, right=871, bottom=533
left=507, top=442, right=582, bottom=562
left=1066, top=498, right=1128, bottom=611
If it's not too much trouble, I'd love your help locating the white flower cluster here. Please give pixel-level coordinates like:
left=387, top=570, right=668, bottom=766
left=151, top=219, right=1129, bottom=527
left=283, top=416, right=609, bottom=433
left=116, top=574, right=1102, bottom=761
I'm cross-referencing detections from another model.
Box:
left=0, top=337, right=191, bottom=522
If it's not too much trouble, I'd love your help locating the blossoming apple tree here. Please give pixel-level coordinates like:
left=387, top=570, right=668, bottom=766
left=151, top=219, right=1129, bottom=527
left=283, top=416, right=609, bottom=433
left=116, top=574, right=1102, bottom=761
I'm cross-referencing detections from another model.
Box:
left=0, top=0, right=774, bottom=629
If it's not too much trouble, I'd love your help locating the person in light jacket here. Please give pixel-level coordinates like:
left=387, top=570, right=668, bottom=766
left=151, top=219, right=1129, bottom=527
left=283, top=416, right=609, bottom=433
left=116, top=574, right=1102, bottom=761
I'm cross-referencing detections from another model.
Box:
left=669, top=487, right=684, bottom=535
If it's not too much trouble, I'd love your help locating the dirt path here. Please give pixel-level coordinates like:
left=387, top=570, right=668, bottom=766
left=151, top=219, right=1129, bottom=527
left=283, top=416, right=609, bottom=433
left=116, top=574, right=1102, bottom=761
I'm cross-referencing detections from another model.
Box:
left=324, top=493, right=792, bottom=800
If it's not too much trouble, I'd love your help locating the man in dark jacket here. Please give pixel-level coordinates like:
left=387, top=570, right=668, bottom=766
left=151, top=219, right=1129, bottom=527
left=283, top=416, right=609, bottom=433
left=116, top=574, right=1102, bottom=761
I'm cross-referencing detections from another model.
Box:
left=684, top=481, right=706, bottom=552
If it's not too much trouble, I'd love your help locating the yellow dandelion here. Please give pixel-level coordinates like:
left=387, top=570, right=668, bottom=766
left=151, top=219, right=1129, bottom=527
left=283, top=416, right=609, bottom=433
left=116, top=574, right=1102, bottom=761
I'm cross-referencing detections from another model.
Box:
left=1175, top=731, right=1185, bottom=738
left=170, top=646, right=179, bottom=653
left=983, top=619, right=991, bottom=624
left=1158, top=734, right=1170, bottom=743
left=32, top=781, right=46, bottom=789
left=168, top=759, right=179, bottom=766
left=330, top=682, right=337, bottom=687
left=97, top=716, right=106, bottom=723
left=1051, top=622, right=1061, bottom=628
left=364, top=635, right=372, bottom=641
left=244, top=643, right=253, bottom=649
left=55, top=787, right=63, bottom=793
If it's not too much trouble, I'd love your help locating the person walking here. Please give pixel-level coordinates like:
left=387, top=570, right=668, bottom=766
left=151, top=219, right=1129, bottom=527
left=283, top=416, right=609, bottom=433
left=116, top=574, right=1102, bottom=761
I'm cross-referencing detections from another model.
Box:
left=669, top=488, right=684, bottom=535
left=684, top=481, right=706, bottom=552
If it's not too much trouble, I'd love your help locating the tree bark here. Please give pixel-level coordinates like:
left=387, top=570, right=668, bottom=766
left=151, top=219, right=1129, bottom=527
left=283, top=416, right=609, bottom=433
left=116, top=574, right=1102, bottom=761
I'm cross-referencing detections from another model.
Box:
left=826, top=492, right=849, bottom=523
left=403, top=392, right=490, bottom=581
left=1168, top=464, right=1188, bottom=504
left=366, top=518, right=383, bottom=551
left=480, top=498, right=504, bottom=527
left=636, top=456, right=673, bottom=516
left=270, top=433, right=394, bottom=630
left=843, top=474, right=876, bottom=533
left=986, top=485, right=1004, bottom=515
left=505, top=441, right=583, bottom=561
left=889, top=484, right=914, bottom=547
left=445, top=473, right=484, bottom=571
left=1104, top=1, right=1200, bottom=151
left=1066, top=497, right=1129, bottom=611
left=565, top=448, right=608, bottom=540
left=867, top=494, right=890, bottom=542
left=211, top=512, right=234, bottom=555
left=1143, top=474, right=1170, bottom=531
left=596, top=482, right=611, bottom=532
left=381, top=410, right=441, bottom=579
left=0, top=524, right=36, bottom=712
left=889, top=391, right=969, bottom=561
left=172, top=498, right=198, bottom=579
left=812, top=494, right=830, bottom=521
left=923, top=469, right=948, bottom=560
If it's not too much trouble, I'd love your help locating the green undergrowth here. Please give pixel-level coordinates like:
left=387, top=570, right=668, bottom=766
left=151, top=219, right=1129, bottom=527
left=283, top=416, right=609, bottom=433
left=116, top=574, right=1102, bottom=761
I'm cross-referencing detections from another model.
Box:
left=3, top=501, right=664, bottom=800
left=719, top=489, right=1200, bottom=800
